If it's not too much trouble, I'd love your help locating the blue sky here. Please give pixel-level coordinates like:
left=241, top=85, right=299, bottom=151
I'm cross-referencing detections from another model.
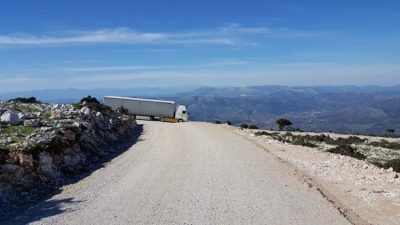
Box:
left=1, top=0, right=400, bottom=93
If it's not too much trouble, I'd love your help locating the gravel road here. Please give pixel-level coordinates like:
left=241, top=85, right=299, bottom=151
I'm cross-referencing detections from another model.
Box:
left=4, top=121, right=351, bottom=225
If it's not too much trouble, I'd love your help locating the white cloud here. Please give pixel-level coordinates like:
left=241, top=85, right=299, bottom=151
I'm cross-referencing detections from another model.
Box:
left=54, top=59, right=250, bottom=73
left=217, top=23, right=270, bottom=34
left=0, top=28, right=166, bottom=45
left=0, top=24, right=321, bottom=47
left=57, top=65, right=164, bottom=72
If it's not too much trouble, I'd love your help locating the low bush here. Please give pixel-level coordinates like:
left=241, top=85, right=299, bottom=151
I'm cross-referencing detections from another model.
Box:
left=215, top=121, right=222, bottom=124
left=80, top=95, right=100, bottom=104
left=8, top=97, right=41, bottom=104
left=381, top=159, right=400, bottom=172
left=291, top=138, right=318, bottom=148
left=77, top=96, right=104, bottom=111
left=226, top=121, right=232, bottom=125
left=369, top=140, right=400, bottom=151
left=327, top=144, right=366, bottom=160
left=254, top=131, right=270, bottom=136
left=248, top=125, right=259, bottom=129
left=240, top=123, right=248, bottom=129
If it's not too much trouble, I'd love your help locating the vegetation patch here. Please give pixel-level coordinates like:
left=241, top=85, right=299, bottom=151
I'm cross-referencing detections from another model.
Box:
left=252, top=130, right=400, bottom=172
left=372, top=159, right=400, bottom=173
left=369, top=140, right=400, bottom=151
left=248, top=125, right=259, bottom=129
left=4, top=126, right=35, bottom=136
left=7, top=97, right=41, bottom=104
left=14, top=105, right=41, bottom=113
left=327, top=144, right=366, bottom=160
left=240, top=123, right=249, bottom=129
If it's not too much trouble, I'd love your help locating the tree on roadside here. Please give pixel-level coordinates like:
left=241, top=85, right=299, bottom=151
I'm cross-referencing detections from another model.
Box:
left=276, top=118, right=292, bottom=131
left=385, top=128, right=396, bottom=137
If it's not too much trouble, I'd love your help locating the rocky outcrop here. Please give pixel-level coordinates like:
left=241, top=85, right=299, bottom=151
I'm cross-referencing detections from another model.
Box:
left=0, top=98, right=139, bottom=215
left=0, top=110, right=20, bottom=125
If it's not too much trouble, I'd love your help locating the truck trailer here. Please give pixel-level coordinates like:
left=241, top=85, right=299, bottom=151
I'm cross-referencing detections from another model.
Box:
left=103, top=96, right=189, bottom=122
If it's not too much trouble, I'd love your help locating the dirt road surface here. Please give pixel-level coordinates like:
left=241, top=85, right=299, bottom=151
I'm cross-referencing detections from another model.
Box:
left=4, top=121, right=351, bottom=225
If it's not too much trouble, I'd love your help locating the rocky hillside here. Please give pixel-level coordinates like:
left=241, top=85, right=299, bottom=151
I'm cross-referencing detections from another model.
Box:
left=0, top=97, right=139, bottom=215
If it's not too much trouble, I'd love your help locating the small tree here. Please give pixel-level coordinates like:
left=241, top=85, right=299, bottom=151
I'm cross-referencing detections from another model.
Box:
left=215, top=120, right=222, bottom=124
left=226, top=121, right=232, bottom=125
left=276, top=118, right=292, bottom=131
left=80, top=95, right=100, bottom=104
left=386, top=128, right=396, bottom=137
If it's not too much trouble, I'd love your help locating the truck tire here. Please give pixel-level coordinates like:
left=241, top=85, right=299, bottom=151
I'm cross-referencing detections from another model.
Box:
left=178, top=119, right=183, bottom=123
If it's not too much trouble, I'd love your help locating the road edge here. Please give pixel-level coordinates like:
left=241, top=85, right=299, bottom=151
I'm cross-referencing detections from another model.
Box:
left=231, top=127, right=372, bottom=225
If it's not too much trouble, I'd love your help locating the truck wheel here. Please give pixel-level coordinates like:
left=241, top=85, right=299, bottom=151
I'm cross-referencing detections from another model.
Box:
left=178, top=119, right=183, bottom=123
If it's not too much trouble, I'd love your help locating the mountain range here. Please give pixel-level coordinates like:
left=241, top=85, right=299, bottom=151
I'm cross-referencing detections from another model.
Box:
left=172, top=85, right=400, bottom=135
left=1, top=85, right=400, bottom=135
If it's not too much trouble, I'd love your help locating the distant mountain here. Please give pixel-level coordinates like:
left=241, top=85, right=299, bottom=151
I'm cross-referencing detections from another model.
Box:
left=2, top=85, right=399, bottom=135
left=171, top=85, right=400, bottom=135
left=0, top=86, right=199, bottom=103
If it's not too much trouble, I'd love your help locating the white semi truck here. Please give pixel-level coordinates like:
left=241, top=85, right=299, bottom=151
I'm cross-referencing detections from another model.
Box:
left=103, top=96, right=189, bottom=122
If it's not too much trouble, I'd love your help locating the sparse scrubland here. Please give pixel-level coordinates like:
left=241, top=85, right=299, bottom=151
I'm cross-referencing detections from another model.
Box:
left=234, top=126, right=400, bottom=225
left=253, top=131, right=400, bottom=172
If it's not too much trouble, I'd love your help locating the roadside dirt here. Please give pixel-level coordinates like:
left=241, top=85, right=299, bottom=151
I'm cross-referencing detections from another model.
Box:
left=234, top=126, right=400, bottom=225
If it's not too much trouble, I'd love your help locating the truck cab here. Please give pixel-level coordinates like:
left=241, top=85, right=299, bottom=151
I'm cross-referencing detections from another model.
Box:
left=175, top=105, right=189, bottom=122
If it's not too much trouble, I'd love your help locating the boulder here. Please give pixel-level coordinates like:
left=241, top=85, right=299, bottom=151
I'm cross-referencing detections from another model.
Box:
left=18, top=112, right=26, bottom=120
left=24, top=119, right=40, bottom=127
left=80, top=106, right=91, bottom=116
left=1, top=110, right=20, bottom=125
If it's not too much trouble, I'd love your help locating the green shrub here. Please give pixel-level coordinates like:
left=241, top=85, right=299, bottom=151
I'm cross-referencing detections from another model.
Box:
left=78, top=96, right=103, bottom=111
left=381, top=159, right=400, bottom=172
left=370, top=140, right=400, bottom=151
left=8, top=97, right=41, bottom=104
left=226, top=121, right=232, bottom=125
left=327, top=144, right=366, bottom=160
left=240, top=123, right=249, bottom=129
left=248, top=125, right=259, bottom=129
left=372, top=159, right=400, bottom=173
left=291, top=137, right=318, bottom=148
left=254, top=131, right=270, bottom=136
left=215, top=120, right=222, bottom=124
